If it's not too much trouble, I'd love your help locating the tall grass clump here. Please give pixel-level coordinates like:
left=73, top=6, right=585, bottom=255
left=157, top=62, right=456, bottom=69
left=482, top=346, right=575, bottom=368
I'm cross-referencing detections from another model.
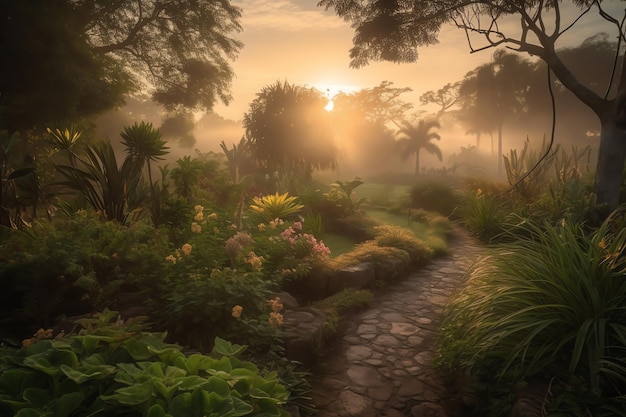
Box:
left=438, top=211, right=626, bottom=416
left=455, top=190, right=508, bottom=242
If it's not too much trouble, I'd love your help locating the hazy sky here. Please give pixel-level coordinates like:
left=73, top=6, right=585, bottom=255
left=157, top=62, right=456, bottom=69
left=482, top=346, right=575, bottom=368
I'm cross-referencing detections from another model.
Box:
left=211, top=1, right=623, bottom=121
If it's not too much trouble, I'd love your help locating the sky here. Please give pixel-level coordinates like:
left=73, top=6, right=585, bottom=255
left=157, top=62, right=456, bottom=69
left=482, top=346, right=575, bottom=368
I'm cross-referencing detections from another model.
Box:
left=211, top=0, right=623, bottom=122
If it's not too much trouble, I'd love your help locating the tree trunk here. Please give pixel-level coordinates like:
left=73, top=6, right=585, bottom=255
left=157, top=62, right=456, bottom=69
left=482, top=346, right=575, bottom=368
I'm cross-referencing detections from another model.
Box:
left=593, top=117, right=626, bottom=210
left=497, top=124, right=503, bottom=177
left=414, top=149, right=421, bottom=175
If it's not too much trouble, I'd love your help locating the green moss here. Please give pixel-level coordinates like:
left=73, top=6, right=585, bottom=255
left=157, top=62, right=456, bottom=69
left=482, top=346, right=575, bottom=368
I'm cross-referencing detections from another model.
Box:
left=313, top=288, right=374, bottom=335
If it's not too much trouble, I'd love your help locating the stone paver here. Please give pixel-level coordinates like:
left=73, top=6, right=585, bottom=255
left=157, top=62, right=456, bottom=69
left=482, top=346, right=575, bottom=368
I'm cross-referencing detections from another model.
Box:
left=310, top=229, right=485, bottom=417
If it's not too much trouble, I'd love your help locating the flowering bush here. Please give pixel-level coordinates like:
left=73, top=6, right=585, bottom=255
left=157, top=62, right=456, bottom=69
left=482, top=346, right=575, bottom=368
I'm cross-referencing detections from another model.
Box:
left=251, top=218, right=331, bottom=283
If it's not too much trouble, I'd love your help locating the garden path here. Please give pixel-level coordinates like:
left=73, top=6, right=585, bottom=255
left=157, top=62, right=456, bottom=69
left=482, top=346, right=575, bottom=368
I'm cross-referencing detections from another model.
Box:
left=309, top=227, right=485, bottom=417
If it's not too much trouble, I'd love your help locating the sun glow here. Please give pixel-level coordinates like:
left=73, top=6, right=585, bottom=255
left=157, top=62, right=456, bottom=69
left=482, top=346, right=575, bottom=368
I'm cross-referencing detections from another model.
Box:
left=313, top=83, right=361, bottom=112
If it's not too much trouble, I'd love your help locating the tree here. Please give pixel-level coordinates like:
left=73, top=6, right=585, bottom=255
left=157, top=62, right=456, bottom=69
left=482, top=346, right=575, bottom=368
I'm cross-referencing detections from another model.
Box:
left=420, top=82, right=461, bottom=117
left=395, top=119, right=443, bottom=175
left=120, top=122, right=169, bottom=224
left=160, top=113, right=197, bottom=148
left=243, top=80, right=337, bottom=183
left=318, top=0, right=626, bottom=209
left=1, top=0, right=242, bottom=132
left=457, top=50, right=533, bottom=174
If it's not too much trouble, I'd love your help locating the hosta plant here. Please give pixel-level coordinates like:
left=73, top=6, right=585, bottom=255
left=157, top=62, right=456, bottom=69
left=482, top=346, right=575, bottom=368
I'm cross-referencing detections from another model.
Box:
left=0, top=309, right=290, bottom=417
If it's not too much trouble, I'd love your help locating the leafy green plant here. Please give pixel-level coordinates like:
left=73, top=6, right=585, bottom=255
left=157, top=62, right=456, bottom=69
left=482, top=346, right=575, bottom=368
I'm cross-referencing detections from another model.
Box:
left=408, top=180, right=461, bottom=216
left=152, top=267, right=279, bottom=352
left=455, top=190, right=508, bottom=242
left=248, top=192, right=304, bottom=224
left=0, top=309, right=290, bottom=417
left=0, top=213, right=169, bottom=338
left=438, top=211, right=626, bottom=415
left=55, top=142, right=147, bottom=224
left=314, top=288, right=373, bottom=333
left=373, top=225, right=434, bottom=265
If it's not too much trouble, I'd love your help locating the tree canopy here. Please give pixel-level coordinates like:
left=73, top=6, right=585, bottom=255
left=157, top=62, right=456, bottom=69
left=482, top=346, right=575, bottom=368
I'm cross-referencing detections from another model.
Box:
left=243, top=81, right=337, bottom=182
left=1, top=0, right=242, bottom=131
left=319, top=0, right=626, bottom=209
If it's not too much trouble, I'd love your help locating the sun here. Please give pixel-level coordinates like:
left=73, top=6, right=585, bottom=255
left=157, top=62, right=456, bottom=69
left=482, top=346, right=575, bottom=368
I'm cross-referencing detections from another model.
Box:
left=313, top=83, right=361, bottom=112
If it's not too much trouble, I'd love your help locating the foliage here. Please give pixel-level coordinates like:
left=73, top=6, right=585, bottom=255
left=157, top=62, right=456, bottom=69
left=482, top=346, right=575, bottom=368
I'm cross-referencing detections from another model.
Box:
left=120, top=122, right=170, bottom=225
left=55, top=141, right=147, bottom=224
left=0, top=130, right=36, bottom=227
left=152, top=267, right=279, bottom=353
left=314, top=288, right=374, bottom=333
left=437, top=212, right=626, bottom=415
left=0, top=213, right=169, bottom=338
left=0, top=309, right=289, bottom=417
left=408, top=180, right=461, bottom=216
left=318, top=0, right=626, bottom=209
left=395, top=119, right=442, bottom=175
left=248, top=192, right=304, bottom=224
left=243, top=80, right=337, bottom=183
left=455, top=190, right=508, bottom=242
left=328, top=240, right=410, bottom=271
left=372, top=225, right=434, bottom=265
left=1, top=0, right=243, bottom=131
left=503, top=137, right=559, bottom=200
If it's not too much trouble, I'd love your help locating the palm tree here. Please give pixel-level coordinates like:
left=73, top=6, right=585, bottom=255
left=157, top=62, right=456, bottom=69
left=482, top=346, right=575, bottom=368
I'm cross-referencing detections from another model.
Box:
left=120, top=122, right=169, bottom=223
left=395, top=119, right=442, bottom=175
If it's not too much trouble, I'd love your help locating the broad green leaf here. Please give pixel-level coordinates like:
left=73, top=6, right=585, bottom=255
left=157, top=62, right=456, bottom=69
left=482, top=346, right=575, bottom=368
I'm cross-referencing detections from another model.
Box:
left=15, top=408, right=51, bottom=417
left=101, top=382, right=153, bottom=405
left=23, top=349, right=79, bottom=377
left=230, top=397, right=254, bottom=416
left=0, top=369, right=44, bottom=397
left=22, top=388, right=51, bottom=408
left=60, top=364, right=116, bottom=384
left=53, top=392, right=84, bottom=417
left=205, top=377, right=230, bottom=397
left=212, top=337, right=246, bottom=357
left=147, top=403, right=171, bottom=417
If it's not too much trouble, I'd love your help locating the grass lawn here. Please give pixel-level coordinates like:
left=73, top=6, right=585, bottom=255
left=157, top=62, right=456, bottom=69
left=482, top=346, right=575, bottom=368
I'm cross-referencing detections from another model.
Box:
left=321, top=233, right=359, bottom=258
left=352, top=183, right=411, bottom=207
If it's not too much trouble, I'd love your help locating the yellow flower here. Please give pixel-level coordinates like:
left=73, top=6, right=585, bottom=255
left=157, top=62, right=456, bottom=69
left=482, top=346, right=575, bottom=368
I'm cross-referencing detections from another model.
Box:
left=232, top=305, right=243, bottom=318
left=268, top=312, right=284, bottom=328
left=165, top=255, right=177, bottom=264
left=191, top=222, right=202, bottom=234
left=181, top=243, right=192, bottom=256
left=213, top=227, right=220, bottom=234
left=194, top=211, right=204, bottom=222
left=258, top=223, right=266, bottom=231
left=194, top=205, right=204, bottom=213
left=229, top=223, right=237, bottom=230
left=208, top=212, right=218, bottom=220
left=268, top=297, right=283, bottom=313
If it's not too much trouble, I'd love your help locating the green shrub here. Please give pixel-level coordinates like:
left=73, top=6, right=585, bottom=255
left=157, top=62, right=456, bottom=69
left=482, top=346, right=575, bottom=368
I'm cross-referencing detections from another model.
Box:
left=455, top=190, right=508, bottom=242
left=328, top=241, right=410, bottom=271
left=0, top=213, right=169, bottom=336
left=437, top=212, right=626, bottom=416
left=373, top=225, right=434, bottom=265
left=314, top=288, right=374, bottom=333
left=0, top=309, right=290, bottom=417
left=151, top=267, right=279, bottom=352
left=408, top=181, right=461, bottom=216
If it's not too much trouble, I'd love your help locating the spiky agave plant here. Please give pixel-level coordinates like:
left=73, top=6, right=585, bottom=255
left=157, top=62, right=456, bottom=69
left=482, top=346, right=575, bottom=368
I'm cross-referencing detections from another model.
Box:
left=248, top=192, right=304, bottom=223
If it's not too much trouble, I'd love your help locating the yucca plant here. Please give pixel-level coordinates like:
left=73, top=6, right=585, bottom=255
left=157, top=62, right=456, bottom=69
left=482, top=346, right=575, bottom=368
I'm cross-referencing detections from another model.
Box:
left=438, top=211, right=626, bottom=414
left=248, top=192, right=304, bottom=223
left=55, top=142, right=147, bottom=224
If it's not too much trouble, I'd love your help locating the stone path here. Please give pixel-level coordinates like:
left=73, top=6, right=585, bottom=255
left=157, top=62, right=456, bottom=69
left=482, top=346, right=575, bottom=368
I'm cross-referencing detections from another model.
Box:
left=309, top=228, right=485, bottom=417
